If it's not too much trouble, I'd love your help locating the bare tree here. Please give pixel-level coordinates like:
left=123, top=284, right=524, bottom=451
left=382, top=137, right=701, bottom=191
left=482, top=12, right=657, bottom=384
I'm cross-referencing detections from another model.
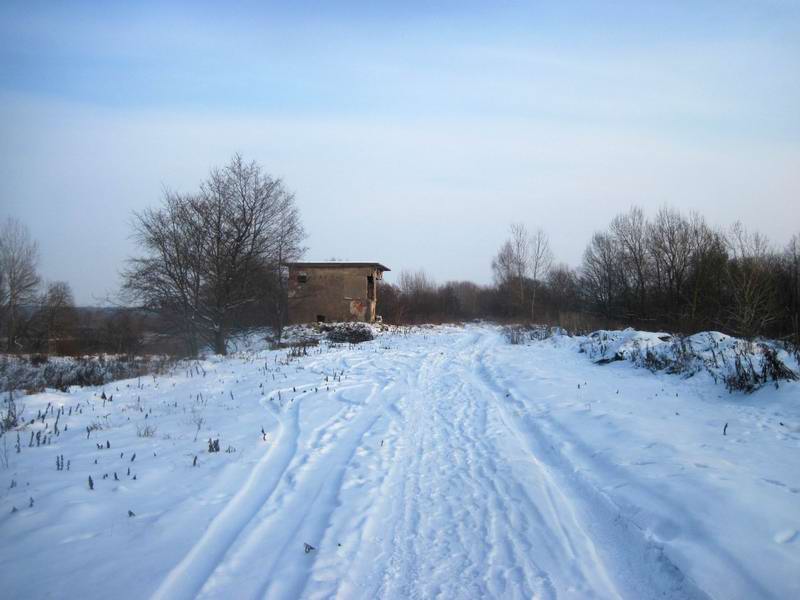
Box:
left=123, top=155, right=305, bottom=355
left=0, top=218, right=40, bottom=351
left=194, top=156, right=304, bottom=353
left=376, top=282, right=403, bottom=323
left=529, top=228, right=553, bottom=322
left=581, top=231, right=622, bottom=317
left=398, top=270, right=437, bottom=297
left=102, top=310, right=145, bottom=355
left=648, top=206, right=692, bottom=319
left=725, top=222, right=779, bottom=338
left=447, top=281, right=482, bottom=319
left=264, top=201, right=306, bottom=342
left=123, top=190, right=205, bottom=355
left=398, top=269, right=439, bottom=321
left=492, top=223, right=530, bottom=315
left=610, top=206, right=650, bottom=316
left=547, top=263, right=579, bottom=309
left=491, top=240, right=516, bottom=286
left=784, top=233, right=800, bottom=350
left=27, top=281, right=77, bottom=353
left=684, top=213, right=727, bottom=329
left=572, top=206, right=800, bottom=338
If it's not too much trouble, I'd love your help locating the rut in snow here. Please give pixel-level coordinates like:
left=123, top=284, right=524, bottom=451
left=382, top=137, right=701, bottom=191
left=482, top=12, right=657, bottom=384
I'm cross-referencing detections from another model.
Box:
left=6, top=324, right=797, bottom=599
left=152, top=328, right=712, bottom=600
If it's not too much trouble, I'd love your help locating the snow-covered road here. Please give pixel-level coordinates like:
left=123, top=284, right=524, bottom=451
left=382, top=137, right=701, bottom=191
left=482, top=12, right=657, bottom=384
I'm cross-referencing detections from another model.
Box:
left=2, top=326, right=799, bottom=599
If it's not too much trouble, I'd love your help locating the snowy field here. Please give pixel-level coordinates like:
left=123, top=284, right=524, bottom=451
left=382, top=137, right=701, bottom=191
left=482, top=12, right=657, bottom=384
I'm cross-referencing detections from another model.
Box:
left=1, top=324, right=799, bottom=599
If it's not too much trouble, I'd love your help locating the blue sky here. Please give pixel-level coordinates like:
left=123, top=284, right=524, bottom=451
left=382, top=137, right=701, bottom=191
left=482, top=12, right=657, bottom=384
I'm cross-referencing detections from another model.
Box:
left=1, top=1, right=799, bottom=303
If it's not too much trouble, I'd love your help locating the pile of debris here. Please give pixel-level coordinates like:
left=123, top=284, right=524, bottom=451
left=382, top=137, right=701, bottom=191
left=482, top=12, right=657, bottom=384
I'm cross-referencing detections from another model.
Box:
left=323, top=323, right=375, bottom=344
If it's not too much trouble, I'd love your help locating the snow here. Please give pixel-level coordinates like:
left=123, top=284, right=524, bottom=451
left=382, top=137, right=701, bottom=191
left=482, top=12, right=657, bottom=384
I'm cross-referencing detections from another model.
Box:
left=1, top=325, right=798, bottom=599
left=580, top=328, right=799, bottom=392
left=0, top=353, right=174, bottom=393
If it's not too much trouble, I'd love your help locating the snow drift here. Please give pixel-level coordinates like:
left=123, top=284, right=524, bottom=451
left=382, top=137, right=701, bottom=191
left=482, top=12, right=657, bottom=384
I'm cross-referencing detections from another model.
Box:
left=580, top=328, right=798, bottom=392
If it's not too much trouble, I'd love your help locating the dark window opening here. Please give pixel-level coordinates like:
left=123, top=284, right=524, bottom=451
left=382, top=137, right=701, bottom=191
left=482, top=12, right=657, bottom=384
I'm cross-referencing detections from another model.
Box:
left=367, top=275, right=375, bottom=300
left=297, top=273, right=307, bottom=284
left=316, top=315, right=326, bottom=322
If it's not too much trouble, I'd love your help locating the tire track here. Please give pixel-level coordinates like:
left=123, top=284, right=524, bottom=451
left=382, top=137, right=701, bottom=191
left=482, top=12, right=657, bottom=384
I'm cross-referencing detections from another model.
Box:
left=150, top=399, right=300, bottom=600
left=474, top=332, right=713, bottom=599
left=372, top=334, right=557, bottom=599
left=154, top=325, right=719, bottom=600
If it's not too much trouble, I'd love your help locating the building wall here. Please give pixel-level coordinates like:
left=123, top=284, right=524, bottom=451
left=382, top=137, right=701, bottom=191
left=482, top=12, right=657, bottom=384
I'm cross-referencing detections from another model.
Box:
left=287, top=266, right=381, bottom=324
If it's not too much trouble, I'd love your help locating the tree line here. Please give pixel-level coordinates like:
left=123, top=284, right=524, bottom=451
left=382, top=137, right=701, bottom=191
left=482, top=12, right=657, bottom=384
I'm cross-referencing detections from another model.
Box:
left=0, top=218, right=78, bottom=353
left=381, top=207, right=799, bottom=348
left=2, top=155, right=797, bottom=357
left=0, top=216, right=156, bottom=356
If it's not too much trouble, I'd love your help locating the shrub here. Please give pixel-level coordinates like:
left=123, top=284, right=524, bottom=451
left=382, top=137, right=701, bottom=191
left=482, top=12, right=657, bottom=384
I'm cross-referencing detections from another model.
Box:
left=0, top=354, right=176, bottom=393
left=581, top=328, right=798, bottom=393
left=325, top=324, right=374, bottom=344
left=502, top=324, right=563, bottom=345
left=136, top=424, right=157, bottom=438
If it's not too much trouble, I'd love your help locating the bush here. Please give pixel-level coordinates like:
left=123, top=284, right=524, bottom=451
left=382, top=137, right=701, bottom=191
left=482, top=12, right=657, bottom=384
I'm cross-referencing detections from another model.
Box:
left=502, top=324, right=559, bottom=345
left=29, top=354, right=49, bottom=367
left=324, top=323, right=374, bottom=344
left=580, top=328, right=799, bottom=393
left=0, top=353, right=176, bottom=393
left=136, top=424, right=157, bottom=438
left=723, top=343, right=799, bottom=392
left=1, top=392, right=22, bottom=433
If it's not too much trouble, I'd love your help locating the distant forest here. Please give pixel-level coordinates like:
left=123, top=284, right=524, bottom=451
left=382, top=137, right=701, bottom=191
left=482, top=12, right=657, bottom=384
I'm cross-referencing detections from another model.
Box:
left=382, top=209, right=800, bottom=346
left=1, top=156, right=798, bottom=357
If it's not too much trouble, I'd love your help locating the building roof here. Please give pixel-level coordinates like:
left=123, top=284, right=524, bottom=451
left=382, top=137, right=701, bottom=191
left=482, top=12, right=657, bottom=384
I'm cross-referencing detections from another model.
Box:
left=285, top=261, right=391, bottom=272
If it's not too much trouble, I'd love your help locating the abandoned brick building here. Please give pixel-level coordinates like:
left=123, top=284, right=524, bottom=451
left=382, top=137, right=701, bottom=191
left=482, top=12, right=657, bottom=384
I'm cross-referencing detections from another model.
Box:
left=286, top=262, right=390, bottom=324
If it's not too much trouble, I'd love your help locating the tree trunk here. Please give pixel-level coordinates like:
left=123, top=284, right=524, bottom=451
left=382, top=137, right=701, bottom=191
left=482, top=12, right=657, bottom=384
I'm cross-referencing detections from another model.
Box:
left=6, top=306, right=17, bottom=352
left=213, top=328, right=227, bottom=356
left=186, top=331, right=199, bottom=358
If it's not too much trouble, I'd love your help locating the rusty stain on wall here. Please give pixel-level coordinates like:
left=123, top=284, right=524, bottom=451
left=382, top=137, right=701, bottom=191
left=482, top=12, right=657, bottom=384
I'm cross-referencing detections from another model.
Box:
left=349, top=299, right=367, bottom=320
